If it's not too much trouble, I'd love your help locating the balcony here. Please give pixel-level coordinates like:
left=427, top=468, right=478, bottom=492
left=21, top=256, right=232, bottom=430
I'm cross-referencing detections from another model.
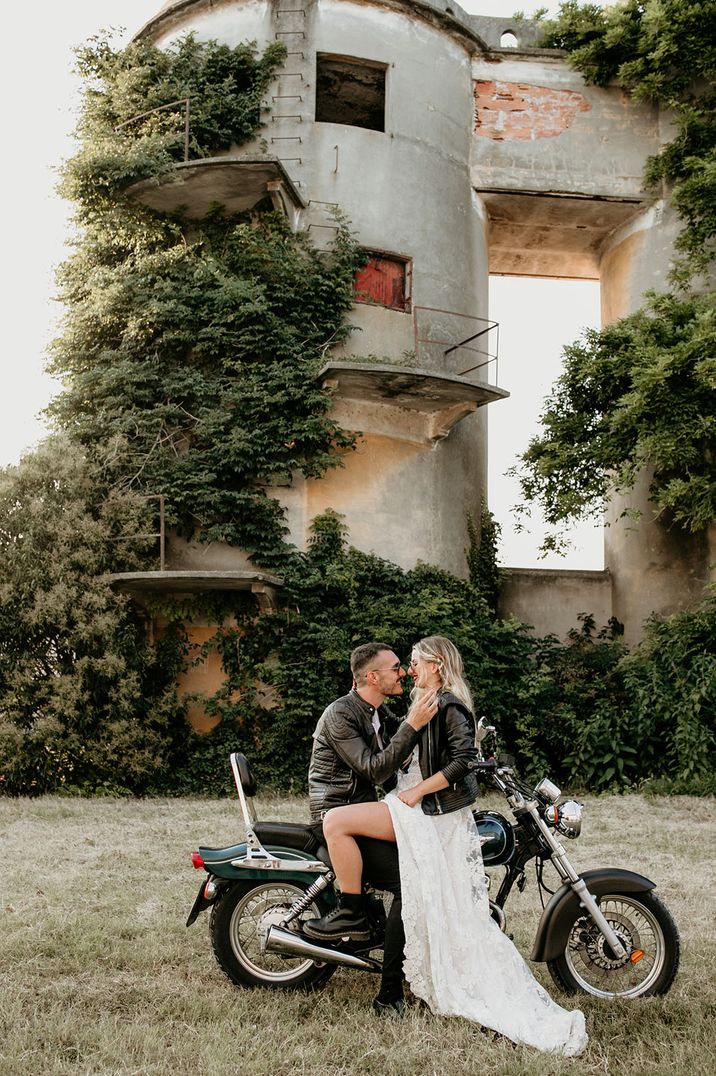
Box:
left=108, top=569, right=283, bottom=612
left=317, top=361, right=508, bottom=443
left=126, top=155, right=306, bottom=227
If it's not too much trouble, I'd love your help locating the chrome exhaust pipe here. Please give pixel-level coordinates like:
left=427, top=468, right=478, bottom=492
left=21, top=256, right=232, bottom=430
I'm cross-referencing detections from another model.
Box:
left=265, top=926, right=381, bottom=971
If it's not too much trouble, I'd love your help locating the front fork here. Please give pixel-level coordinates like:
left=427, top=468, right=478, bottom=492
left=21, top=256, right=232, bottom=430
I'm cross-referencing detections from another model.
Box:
left=524, top=802, right=629, bottom=960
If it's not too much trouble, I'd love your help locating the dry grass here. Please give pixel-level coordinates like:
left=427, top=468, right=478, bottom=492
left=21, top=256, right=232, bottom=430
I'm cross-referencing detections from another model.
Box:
left=1, top=791, right=714, bottom=1076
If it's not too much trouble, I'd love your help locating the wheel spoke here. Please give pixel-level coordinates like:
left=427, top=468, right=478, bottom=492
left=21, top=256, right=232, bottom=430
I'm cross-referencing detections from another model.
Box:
left=563, top=893, right=666, bottom=998
left=228, top=883, right=321, bottom=982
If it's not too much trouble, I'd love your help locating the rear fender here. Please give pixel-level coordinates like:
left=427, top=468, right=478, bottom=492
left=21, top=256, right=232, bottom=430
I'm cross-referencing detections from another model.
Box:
left=198, top=842, right=329, bottom=884
left=531, top=868, right=656, bottom=962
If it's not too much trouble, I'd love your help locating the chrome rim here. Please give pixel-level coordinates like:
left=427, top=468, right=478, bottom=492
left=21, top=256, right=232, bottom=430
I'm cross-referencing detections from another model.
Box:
left=564, top=894, right=666, bottom=998
left=229, top=883, right=320, bottom=982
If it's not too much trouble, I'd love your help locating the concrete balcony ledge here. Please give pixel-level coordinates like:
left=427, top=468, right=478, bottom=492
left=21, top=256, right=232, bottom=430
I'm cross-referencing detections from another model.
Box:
left=318, top=361, right=508, bottom=442
left=126, top=156, right=306, bottom=224
left=108, top=570, right=283, bottom=611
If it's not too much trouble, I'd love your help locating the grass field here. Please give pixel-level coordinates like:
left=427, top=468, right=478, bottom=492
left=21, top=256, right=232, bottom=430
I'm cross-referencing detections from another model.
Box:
left=1, top=790, right=714, bottom=1076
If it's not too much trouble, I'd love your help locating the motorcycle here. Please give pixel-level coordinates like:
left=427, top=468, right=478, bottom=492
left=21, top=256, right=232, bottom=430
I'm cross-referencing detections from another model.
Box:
left=187, top=720, right=680, bottom=999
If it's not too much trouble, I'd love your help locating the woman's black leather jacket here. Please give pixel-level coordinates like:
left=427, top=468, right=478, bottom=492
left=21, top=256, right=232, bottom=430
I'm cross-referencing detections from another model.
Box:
left=416, top=690, right=479, bottom=816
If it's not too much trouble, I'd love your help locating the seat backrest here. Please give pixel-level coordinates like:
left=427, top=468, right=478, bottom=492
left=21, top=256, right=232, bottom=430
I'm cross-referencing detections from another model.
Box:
left=233, top=751, right=258, bottom=797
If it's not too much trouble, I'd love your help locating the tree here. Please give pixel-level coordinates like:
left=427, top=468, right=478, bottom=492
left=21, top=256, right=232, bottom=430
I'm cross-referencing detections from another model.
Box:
left=0, top=437, right=185, bottom=794
left=515, top=291, right=716, bottom=547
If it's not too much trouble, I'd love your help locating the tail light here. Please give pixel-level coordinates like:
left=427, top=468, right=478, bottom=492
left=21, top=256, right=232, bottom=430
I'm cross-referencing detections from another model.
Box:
left=191, top=851, right=205, bottom=870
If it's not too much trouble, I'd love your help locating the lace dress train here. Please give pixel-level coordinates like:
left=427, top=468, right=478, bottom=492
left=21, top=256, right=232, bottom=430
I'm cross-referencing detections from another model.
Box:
left=385, top=761, right=588, bottom=1056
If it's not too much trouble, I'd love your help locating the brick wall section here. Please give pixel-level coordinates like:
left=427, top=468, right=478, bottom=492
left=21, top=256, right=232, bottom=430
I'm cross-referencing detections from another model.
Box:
left=474, top=80, right=591, bottom=140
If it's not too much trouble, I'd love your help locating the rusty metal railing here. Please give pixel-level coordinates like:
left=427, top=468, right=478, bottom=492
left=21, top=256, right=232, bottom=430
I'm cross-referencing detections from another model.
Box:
left=115, top=98, right=191, bottom=162
left=412, top=305, right=499, bottom=382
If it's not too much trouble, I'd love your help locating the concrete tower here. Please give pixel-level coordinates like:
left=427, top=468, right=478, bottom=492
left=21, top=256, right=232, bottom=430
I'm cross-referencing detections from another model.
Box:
left=132, top=0, right=507, bottom=581
left=115, top=1, right=714, bottom=680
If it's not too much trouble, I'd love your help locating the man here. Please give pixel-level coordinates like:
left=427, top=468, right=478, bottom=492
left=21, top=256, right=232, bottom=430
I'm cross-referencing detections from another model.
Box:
left=305, top=641, right=437, bottom=1015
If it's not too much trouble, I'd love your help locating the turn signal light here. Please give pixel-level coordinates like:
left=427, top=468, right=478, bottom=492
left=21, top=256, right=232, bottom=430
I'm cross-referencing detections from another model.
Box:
left=191, top=851, right=205, bottom=870
left=630, top=949, right=645, bottom=964
left=544, top=806, right=560, bottom=825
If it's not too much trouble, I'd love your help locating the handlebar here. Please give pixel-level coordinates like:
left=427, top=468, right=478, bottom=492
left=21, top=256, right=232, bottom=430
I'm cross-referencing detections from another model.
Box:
left=469, top=759, right=498, bottom=773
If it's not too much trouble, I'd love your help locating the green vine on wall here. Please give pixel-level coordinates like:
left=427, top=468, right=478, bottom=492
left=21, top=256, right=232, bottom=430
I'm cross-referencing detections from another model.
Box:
left=50, top=33, right=365, bottom=567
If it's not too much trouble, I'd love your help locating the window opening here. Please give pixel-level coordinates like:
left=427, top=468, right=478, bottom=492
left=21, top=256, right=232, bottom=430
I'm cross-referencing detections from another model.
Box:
left=500, top=31, right=519, bottom=48
left=315, top=55, right=386, bottom=131
left=354, top=253, right=410, bottom=312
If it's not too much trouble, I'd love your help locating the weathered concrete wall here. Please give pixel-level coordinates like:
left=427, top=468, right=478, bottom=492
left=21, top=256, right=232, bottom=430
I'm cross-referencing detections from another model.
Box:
left=498, top=568, right=613, bottom=641
left=470, top=51, right=658, bottom=200
left=140, top=0, right=499, bottom=578
left=137, top=1, right=710, bottom=644
left=599, top=201, right=714, bottom=642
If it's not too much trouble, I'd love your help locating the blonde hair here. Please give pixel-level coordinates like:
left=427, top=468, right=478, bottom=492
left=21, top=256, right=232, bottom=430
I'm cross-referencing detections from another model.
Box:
left=410, top=635, right=473, bottom=712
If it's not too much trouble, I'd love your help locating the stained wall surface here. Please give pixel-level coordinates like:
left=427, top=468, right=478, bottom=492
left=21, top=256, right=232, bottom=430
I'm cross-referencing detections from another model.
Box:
left=135, top=1, right=708, bottom=641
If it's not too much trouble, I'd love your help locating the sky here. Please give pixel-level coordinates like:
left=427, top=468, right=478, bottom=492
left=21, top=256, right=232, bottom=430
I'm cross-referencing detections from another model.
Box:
left=1, top=1, right=603, bottom=569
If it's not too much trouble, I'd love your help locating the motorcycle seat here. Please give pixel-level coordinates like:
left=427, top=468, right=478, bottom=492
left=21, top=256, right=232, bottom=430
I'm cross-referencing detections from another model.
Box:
left=252, top=821, right=322, bottom=855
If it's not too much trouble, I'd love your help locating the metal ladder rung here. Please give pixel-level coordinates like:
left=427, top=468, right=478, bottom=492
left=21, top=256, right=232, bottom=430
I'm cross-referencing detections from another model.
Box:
left=270, top=136, right=303, bottom=143
left=271, top=115, right=303, bottom=122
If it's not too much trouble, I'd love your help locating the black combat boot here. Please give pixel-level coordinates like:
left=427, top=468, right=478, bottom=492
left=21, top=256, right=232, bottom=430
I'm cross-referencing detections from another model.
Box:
left=372, top=975, right=406, bottom=1017
left=303, top=892, right=371, bottom=942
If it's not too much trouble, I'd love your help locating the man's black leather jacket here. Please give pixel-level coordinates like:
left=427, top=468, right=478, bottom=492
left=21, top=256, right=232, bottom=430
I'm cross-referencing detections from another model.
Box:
left=308, top=689, right=420, bottom=821
left=416, top=690, right=479, bottom=816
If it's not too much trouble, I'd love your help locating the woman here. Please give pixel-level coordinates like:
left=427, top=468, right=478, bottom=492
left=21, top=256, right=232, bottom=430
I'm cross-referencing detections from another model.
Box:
left=305, top=635, right=588, bottom=1056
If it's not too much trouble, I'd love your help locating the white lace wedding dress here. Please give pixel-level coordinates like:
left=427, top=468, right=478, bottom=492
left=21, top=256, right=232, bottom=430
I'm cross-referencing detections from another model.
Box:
left=385, top=757, right=588, bottom=1056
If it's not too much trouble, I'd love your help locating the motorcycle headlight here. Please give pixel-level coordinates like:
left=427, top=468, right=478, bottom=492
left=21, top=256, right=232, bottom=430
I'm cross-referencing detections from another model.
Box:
left=557, top=799, right=583, bottom=838
left=535, top=778, right=561, bottom=803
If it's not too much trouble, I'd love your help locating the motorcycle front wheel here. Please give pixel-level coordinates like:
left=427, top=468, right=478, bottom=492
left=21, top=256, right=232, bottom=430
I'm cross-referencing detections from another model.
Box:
left=547, top=890, right=680, bottom=999
left=210, top=880, right=337, bottom=990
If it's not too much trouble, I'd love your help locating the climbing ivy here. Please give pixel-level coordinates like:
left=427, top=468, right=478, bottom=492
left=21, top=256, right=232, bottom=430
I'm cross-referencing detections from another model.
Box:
left=50, top=34, right=365, bottom=566
left=65, top=33, right=288, bottom=204
left=466, top=502, right=504, bottom=615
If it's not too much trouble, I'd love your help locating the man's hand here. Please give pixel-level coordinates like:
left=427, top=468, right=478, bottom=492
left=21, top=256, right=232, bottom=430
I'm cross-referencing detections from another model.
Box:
left=405, top=688, right=438, bottom=730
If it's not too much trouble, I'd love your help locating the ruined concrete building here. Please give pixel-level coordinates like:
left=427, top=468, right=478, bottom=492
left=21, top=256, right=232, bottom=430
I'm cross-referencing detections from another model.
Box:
left=115, top=0, right=714, bottom=714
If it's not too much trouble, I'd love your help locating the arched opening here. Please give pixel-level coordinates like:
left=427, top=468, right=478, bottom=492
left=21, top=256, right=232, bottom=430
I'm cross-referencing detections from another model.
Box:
left=500, top=31, right=519, bottom=48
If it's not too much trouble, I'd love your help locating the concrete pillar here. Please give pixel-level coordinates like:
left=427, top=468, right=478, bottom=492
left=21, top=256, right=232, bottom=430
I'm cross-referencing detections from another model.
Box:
left=600, top=203, right=715, bottom=641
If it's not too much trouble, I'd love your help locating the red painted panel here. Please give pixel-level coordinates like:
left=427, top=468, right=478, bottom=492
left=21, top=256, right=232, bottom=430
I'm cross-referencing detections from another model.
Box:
left=354, top=256, right=407, bottom=311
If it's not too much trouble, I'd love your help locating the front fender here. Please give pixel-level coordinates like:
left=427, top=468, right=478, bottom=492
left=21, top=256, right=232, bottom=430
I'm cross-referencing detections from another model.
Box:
left=531, top=868, right=656, bottom=963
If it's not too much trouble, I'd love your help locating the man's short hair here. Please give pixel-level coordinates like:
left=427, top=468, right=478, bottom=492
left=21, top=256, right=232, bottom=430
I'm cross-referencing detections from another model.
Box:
left=350, top=641, right=393, bottom=682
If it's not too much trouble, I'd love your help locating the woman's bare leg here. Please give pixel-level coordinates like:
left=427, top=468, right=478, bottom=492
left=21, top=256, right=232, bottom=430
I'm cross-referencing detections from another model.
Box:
left=323, top=801, right=395, bottom=894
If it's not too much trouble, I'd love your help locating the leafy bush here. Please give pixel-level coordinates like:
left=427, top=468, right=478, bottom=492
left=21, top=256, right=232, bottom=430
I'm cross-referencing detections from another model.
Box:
left=619, top=594, right=716, bottom=794
left=0, top=438, right=186, bottom=795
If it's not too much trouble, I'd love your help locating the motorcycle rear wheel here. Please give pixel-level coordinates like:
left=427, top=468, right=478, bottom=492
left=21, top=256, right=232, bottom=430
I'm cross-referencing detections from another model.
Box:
left=210, top=880, right=337, bottom=990
left=547, top=890, right=680, bottom=999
